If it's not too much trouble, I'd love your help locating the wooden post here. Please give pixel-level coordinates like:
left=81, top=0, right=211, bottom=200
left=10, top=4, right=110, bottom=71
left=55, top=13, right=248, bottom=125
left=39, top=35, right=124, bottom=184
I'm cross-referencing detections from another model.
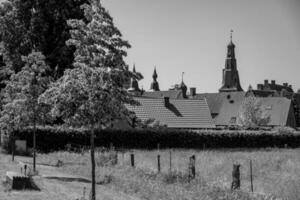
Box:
left=157, top=143, right=161, bottom=173
left=231, top=164, right=240, bottom=190
left=169, top=150, right=172, bottom=173
left=188, top=155, right=196, bottom=181
left=157, top=155, right=161, bottom=172
left=130, top=153, right=135, bottom=167
left=24, top=164, right=27, bottom=176
left=11, top=134, right=15, bottom=162
left=250, top=160, right=253, bottom=192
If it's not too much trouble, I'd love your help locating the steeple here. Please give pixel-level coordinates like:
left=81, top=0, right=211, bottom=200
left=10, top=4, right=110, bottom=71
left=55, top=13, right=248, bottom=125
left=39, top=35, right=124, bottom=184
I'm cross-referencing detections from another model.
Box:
left=133, top=64, right=136, bottom=73
left=219, top=30, right=243, bottom=92
left=128, top=64, right=140, bottom=92
left=150, top=66, right=160, bottom=91
left=180, top=72, right=187, bottom=98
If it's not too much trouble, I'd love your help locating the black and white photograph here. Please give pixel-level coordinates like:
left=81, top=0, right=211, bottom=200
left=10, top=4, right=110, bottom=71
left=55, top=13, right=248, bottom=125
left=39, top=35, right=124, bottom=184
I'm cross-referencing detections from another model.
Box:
left=0, top=0, right=299, bottom=199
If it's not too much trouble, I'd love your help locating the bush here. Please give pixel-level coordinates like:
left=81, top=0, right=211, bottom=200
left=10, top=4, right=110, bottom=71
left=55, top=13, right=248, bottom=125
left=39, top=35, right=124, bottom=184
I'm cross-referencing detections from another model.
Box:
left=3, top=126, right=300, bottom=153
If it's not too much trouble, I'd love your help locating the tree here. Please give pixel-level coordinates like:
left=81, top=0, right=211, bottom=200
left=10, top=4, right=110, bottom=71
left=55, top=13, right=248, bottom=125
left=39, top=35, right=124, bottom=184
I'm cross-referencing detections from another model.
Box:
left=40, top=1, right=136, bottom=199
left=0, top=51, right=51, bottom=167
left=238, top=96, right=270, bottom=129
left=135, top=118, right=168, bottom=129
left=0, top=0, right=88, bottom=89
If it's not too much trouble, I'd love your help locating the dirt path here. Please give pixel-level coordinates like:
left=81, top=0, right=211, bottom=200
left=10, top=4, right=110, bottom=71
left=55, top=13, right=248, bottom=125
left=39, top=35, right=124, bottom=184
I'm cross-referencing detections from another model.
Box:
left=0, top=154, right=140, bottom=200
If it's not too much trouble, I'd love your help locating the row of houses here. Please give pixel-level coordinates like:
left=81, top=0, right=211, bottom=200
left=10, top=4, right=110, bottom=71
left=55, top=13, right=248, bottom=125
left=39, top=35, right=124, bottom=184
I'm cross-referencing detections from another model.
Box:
left=119, top=34, right=299, bottom=130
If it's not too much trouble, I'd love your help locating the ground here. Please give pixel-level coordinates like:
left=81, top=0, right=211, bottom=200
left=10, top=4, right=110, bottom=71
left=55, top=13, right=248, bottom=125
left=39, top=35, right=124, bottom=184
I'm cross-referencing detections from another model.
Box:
left=0, top=151, right=140, bottom=200
left=1, top=148, right=300, bottom=200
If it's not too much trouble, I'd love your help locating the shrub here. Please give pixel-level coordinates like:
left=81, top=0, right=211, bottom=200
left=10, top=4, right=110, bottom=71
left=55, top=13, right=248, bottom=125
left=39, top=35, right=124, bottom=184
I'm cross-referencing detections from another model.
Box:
left=3, top=126, right=300, bottom=152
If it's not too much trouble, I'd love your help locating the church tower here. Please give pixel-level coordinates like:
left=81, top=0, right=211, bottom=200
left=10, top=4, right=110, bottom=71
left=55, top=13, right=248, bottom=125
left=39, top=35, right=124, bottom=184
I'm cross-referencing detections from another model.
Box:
left=219, top=30, right=243, bottom=92
left=150, top=67, right=160, bottom=91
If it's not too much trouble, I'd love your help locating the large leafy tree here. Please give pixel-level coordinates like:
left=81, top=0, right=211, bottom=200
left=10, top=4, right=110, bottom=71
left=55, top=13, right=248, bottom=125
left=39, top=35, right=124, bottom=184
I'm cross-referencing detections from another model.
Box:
left=40, top=1, right=136, bottom=199
left=0, top=51, right=51, bottom=165
left=0, top=0, right=88, bottom=89
left=238, top=96, right=270, bottom=129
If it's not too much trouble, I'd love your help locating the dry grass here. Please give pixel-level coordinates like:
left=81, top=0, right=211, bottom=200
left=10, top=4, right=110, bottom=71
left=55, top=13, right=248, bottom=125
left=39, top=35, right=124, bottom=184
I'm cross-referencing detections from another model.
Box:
left=34, top=148, right=300, bottom=200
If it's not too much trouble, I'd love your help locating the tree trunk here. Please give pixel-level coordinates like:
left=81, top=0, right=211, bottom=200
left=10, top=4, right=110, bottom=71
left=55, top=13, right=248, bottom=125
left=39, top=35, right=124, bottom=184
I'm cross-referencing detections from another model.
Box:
left=33, top=117, right=36, bottom=172
left=90, top=126, right=96, bottom=200
left=11, top=132, right=15, bottom=161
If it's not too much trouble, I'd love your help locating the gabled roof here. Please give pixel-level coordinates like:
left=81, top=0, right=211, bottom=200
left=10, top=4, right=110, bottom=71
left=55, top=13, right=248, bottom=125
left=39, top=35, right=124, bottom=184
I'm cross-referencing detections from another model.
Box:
left=142, top=90, right=184, bottom=99
left=215, top=97, right=294, bottom=127
left=194, top=92, right=246, bottom=114
left=126, top=97, right=215, bottom=129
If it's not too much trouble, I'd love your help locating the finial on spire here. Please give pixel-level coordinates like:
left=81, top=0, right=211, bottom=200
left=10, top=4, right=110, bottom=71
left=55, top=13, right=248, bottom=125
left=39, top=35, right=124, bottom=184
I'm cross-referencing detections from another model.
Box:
left=230, top=30, right=233, bottom=42
left=181, top=72, right=185, bottom=83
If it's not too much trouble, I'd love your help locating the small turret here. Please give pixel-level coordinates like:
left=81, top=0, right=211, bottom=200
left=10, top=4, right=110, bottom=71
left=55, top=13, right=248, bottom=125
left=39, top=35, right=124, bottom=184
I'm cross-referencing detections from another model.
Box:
left=180, top=72, right=187, bottom=98
left=150, top=67, right=160, bottom=91
left=128, top=64, right=140, bottom=93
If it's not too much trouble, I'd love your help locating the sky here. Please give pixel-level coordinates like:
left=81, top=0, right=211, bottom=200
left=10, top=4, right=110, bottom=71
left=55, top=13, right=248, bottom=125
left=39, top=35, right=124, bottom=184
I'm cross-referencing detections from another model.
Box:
left=102, top=0, right=300, bottom=93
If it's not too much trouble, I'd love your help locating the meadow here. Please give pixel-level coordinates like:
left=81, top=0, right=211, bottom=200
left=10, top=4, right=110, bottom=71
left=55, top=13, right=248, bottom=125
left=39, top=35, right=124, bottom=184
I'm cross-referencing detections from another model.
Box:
left=35, top=148, right=300, bottom=200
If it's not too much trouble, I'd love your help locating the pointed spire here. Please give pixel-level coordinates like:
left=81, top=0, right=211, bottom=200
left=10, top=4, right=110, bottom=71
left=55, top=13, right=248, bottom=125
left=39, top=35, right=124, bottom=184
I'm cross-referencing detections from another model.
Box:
left=150, top=66, right=160, bottom=91
left=180, top=72, right=187, bottom=98
left=228, top=29, right=235, bottom=49
left=248, top=84, right=253, bottom=91
left=152, top=66, right=158, bottom=80
left=219, top=31, right=243, bottom=92
left=133, top=64, right=136, bottom=73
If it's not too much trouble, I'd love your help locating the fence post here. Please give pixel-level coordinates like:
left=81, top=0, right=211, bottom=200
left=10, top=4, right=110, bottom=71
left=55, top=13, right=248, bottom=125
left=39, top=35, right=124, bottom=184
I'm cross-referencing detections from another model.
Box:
left=250, top=160, right=253, bottom=192
left=130, top=153, right=135, bottom=168
left=169, top=150, right=172, bottom=173
left=188, top=155, right=196, bottom=182
left=231, top=164, right=240, bottom=190
left=157, top=155, right=161, bottom=173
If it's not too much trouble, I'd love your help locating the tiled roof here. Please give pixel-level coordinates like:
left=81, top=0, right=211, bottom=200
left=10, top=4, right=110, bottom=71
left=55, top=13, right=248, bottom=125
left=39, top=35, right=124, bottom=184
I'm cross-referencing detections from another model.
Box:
left=126, top=97, right=215, bottom=129
left=193, top=92, right=246, bottom=114
left=267, top=84, right=294, bottom=93
left=142, top=90, right=184, bottom=99
left=215, top=97, right=294, bottom=127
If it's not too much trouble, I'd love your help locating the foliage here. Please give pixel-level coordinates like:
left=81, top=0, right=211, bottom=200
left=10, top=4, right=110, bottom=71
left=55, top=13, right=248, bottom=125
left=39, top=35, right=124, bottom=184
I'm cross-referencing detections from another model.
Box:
left=40, top=0, right=135, bottom=127
left=7, top=127, right=300, bottom=153
left=0, top=0, right=88, bottom=88
left=39, top=1, right=135, bottom=199
left=0, top=51, right=51, bottom=132
left=135, top=118, right=168, bottom=129
left=238, top=96, right=271, bottom=129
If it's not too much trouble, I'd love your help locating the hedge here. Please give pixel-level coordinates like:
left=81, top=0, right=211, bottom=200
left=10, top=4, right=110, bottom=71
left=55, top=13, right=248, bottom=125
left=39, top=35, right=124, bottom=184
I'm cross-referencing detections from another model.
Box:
left=3, top=126, right=300, bottom=153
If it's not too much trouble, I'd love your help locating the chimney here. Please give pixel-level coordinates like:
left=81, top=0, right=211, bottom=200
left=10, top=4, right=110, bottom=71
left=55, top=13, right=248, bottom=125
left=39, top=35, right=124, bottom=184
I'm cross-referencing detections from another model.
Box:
left=190, top=87, right=196, bottom=97
left=283, top=83, right=288, bottom=87
left=164, top=97, right=170, bottom=107
left=264, top=80, right=268, bottom=86
left=271, top=80, right=275, bottom=85
left=257, top=84, right=263, bottom=90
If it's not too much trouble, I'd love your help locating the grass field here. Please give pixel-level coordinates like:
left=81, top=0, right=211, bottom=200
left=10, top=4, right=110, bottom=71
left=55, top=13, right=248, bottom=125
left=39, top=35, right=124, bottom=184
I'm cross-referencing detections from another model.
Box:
left=34, top=148, right=300, bottom=200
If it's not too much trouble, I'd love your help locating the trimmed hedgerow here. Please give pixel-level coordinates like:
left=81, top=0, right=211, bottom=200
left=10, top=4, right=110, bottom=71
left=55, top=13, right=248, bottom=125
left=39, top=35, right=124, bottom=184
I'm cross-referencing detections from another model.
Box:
left=5, top=126, right=300, bottom=152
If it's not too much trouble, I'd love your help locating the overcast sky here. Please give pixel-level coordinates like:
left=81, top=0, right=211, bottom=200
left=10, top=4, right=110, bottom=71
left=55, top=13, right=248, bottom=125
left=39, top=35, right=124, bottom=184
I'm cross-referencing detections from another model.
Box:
left=105, top=1, right=300, bottom=92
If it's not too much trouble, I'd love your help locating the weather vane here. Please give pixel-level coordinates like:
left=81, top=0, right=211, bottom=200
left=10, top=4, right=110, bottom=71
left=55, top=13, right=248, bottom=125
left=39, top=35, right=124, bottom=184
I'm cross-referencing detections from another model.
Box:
left=230, top=30, right=233, bottom=42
